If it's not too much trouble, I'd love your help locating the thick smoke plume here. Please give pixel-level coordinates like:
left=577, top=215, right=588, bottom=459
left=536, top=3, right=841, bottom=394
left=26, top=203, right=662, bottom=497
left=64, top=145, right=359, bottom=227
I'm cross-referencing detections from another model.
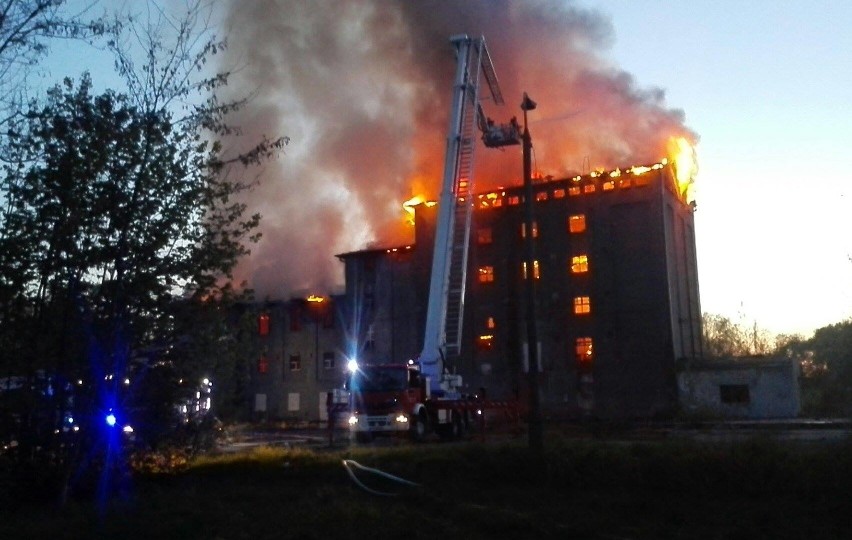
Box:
left=219, top=0, right=695, bottom=299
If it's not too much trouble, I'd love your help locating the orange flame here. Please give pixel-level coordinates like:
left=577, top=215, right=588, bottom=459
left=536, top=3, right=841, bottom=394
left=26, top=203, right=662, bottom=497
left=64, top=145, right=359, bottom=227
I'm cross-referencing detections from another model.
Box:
left=306, top=294, right=325, bottom=303
left=402, top=195, right=436, bottom=226
left=667, top=136, right=698, bottom=201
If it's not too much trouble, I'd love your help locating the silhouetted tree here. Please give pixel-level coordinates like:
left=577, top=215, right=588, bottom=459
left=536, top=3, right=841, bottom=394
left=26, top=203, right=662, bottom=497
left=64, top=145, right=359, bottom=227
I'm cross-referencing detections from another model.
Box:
left=0, top=0, right=286, bottom=503
left=805, top=319, right=852, bottom=416
left=701, top=313, right=774, bottom=358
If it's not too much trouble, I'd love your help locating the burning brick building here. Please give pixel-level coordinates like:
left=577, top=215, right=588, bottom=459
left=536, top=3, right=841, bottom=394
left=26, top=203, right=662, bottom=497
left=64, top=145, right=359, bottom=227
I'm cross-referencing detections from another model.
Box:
left=248, top=296, right=347, bottom=422
left=338, top=160, right=702, bottom=419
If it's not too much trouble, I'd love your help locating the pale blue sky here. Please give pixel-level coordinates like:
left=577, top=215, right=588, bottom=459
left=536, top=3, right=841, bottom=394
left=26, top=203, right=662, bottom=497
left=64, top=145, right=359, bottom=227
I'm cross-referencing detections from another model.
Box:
left=585, top=1, right=852, bottom=336
left=40, top=1, right=852, bottom=337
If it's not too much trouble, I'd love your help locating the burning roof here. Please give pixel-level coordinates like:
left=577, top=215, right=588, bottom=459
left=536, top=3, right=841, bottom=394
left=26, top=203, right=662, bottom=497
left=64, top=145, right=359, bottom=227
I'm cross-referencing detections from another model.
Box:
left=219, top=0, right=697, bottom=299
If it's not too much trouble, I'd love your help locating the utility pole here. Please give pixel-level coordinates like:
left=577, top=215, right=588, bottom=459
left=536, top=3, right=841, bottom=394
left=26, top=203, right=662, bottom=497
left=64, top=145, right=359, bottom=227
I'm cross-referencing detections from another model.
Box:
left=521, top=92, right=543, bottom=454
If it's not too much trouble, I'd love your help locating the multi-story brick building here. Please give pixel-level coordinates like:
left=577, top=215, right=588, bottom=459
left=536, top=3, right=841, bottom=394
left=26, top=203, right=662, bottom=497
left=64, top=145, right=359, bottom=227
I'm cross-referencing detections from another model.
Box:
left=248, top=296, right=347, bottom=422
left=337, top=162, right=702, bottom=419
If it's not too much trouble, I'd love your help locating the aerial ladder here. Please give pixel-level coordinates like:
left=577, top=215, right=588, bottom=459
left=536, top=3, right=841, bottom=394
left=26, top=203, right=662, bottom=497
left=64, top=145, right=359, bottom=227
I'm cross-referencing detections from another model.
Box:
left=335, top=35, right=522, bottom=442
left=419, top=34, right=520, bottom=397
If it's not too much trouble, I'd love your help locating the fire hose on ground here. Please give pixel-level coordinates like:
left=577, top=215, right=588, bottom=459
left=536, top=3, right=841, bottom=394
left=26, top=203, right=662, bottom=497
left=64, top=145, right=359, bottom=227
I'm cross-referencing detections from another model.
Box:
left=341, top=459, right=420, bottom=497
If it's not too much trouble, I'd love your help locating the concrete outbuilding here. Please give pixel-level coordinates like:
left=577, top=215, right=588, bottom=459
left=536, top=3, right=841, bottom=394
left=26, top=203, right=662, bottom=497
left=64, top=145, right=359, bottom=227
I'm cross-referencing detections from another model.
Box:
left=677, top=356, right=801, bottom=419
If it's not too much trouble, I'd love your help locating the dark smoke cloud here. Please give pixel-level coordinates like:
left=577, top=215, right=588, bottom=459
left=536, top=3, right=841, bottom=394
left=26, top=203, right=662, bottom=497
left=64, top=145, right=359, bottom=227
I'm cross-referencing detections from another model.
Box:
left=219, top=0, right=695, bottom=299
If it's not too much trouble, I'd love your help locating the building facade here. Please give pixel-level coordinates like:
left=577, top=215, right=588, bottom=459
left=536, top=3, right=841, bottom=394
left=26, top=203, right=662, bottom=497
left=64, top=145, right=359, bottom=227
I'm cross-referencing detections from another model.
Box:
left=677, top=356, right=801, bottom=419
left=248, top=297, right=348, bottom=423
left=339, top=163, right=702, bottom=419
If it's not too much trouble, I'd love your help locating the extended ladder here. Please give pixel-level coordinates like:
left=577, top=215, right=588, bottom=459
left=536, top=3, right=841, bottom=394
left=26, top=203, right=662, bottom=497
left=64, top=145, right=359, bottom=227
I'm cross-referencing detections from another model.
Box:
left=420, top=35, right=507, bottom=391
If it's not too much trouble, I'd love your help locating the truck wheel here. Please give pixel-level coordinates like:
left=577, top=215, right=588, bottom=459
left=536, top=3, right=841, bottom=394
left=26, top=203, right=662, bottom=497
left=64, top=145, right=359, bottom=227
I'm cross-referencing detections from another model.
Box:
left=410, top=410, right=428, bottom=442
left=438, top=411, right=465, bottom=441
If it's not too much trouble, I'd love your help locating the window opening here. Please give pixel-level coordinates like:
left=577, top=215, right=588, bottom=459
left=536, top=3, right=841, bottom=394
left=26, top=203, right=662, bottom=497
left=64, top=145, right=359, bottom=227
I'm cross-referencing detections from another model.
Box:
left=522, top=260, right=540, bottom=280
left=289, top=354, right=302, bottom=371
left=568, top=214, right=586, bottom=233
left=573, top=296, right=591, bottom=314
left=478, top=266, right=495, bottom=283
left=575, top=337, right=593, bottom=364
left=570, top=255, right=589, bottom=274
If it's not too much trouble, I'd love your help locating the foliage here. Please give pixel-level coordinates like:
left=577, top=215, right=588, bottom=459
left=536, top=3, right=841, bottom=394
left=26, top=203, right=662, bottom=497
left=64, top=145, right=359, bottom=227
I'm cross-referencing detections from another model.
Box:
left=701, top=311, right=852, bottom=417
left=0, top=0, right=286, bottom=503
left=701, top=312, right=776, bottom=358
left=802, top=319, right=852, bottom=416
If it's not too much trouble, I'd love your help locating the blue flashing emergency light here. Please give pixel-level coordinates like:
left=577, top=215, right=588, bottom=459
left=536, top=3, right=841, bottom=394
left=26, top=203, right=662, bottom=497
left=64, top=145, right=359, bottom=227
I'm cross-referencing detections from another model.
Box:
left=105, top=413, right=117, bottom=427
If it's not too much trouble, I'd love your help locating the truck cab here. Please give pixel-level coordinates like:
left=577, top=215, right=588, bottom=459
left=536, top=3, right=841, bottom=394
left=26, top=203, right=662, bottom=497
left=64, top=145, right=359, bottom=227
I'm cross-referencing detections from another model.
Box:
left=345, top=364, right=428, bottom=441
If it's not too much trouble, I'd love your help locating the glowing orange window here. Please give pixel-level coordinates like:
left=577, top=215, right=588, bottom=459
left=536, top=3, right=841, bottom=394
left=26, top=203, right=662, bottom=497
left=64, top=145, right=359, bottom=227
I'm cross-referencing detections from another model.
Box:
left=258, top=354, right=269, bottom=374
left=573, top=296, right=591, bottom=314
left=553, top=188, right=566, bottom=199
left=508, top=195, right=520, bottom=206
left=568, top=186, right=581, bottom=196
left=583, top=184, right=596, bottom=194
left=568, top=215, right=586, bottom=234
left=522, top=260, right=540, bottom=280
left=493, top=198, right=503, bottom=207
left=521, top=221, right=538, bottom=238
left=571, top=255, right=589, bottom=274
left=535, top=191, right=548, bottom=202
left=575, top=337, right=593, bottom=363
left=477, top=334, right=494, bottom=351
left=602, top=180, right=615, bottom=191
left=619, top=177, right=633, bottom=189
left=477, top=227, right=493, bottom=245
left=478, top=266, right=495, bottom=283
left=486, top=316, right=496, bottom=329
left=258, top=313, right=270, bottom=336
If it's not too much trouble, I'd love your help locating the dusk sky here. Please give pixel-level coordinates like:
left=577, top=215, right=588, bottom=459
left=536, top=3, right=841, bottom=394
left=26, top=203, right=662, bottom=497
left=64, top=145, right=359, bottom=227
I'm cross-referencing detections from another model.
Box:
left=589, top=1, right=852, bottom=337
left=41, top=1, right=852, bottom=338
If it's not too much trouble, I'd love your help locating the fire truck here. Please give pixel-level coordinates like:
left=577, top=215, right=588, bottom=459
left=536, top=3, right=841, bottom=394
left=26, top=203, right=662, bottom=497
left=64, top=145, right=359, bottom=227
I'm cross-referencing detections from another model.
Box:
left=336, top=35, right=522, bottom=442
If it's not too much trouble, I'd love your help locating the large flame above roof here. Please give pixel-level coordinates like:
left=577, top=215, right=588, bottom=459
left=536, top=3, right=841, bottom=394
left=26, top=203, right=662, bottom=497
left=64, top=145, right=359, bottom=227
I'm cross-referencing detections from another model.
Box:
left=220, top=0, right=698, bottom=298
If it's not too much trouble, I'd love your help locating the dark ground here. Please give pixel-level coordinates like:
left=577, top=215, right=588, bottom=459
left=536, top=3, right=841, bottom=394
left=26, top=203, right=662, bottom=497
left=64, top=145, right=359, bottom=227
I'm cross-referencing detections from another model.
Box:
left=2, top=421, right=851, bottom=539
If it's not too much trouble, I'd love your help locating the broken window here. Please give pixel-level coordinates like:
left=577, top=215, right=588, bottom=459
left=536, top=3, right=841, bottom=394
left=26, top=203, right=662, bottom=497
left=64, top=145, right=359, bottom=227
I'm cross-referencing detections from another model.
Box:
left=568, top=214, right=586, bottom=233
left=477, top=334, right=494, bottom=351
left=364, top=324, right=375, bottom=350
left=575, top=337, right=593, bottom=364
left=570, top=255, right=589, bottom=274
left=521, top=221, right=538, bottom=239
left=289, top=305, right=302, bottom=332
left=289, top=355, right=302, bottom=371
left=522, top=260, right=540, bottom=280
left=477, top=227, right=493, bottom=245
left=720, top=384, right=750, bottom=404
left=478, top=266, right=495, bottom=283
left=573, top=296, right=591, bottom=314
left=258, top=313, right=270, bottom=336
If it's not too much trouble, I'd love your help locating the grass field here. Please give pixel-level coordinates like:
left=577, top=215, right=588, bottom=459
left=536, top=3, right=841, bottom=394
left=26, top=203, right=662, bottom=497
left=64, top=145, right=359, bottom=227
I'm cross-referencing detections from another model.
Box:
left=3, top=431, right=852, bottom=539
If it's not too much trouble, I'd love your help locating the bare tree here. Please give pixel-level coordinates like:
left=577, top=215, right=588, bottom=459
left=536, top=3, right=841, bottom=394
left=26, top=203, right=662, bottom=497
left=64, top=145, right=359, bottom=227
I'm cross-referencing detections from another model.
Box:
left=0, top=0, right=106, bottom=125
left=702, top=312, right=775, bottom=358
